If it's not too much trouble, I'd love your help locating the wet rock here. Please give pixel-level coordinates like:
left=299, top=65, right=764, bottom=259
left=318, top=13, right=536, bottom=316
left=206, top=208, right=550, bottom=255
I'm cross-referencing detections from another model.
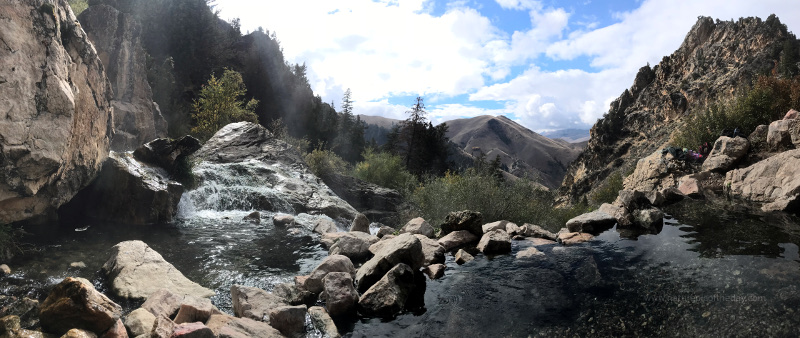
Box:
left=557, top=232, right=594, bottom=245
left=170, top=322, right=213, bottom=338
left=481, top=220, right=516, bottom=234
left=455, top=249, right=474, bottom=265
left=439, top=210, right=483, bottom=237
left=516, top=247, right=545, bottom=260
left=192, top=122, right=358, bottom=220
left=242, top=212, right=260, bottom=224
left=206, top=314, right=283, bottom=338
left=702, top=136, right=750, bottom=172
left=329, top=235, right=375, bottom=262
left=308, top=307, right=340, bottom=338
left=173, top=297, right=219, bottom=324
left=39, top=277, right=122, bottom=335
left=100, top=318, right=126, bottom=338
left=726, top=148, right=800, bottom=212
left=632, top=208, right=664, bottom=232
left=230, top=285, right=287, bottom=323
left=0, top=264, right=10, bottom=276
left=437, top=230, right=479, bottom=251
left=62, top=328, right=98, bottom=338
left=123, top=308, right=155, bottom=337
left=273, top=282, right=315, bottom=306
left=413, top=234, right=445, bottom=266
left=355, top=233, right=424, bottom=292
left=518, top=224, right=557, bottom=241
left=423, top=264, right=446, bottom=280
left=312, top=218, right=338, bottom=234
left=150, top=315, right=174, bottom=338
left=376, top=226, right=395, bottom=238
left=565, top=210, right=616, bottom=235
left=62, top=152, right=184, bottom=225
left=0, top=0, right=113, bottom=224
left=320, top=272, right=359, bottom=317
left=132, top=137, right=201, bottom=172
left=303, top=255, right=356, bottom=295
left=401, top=218, right=435, bottom=238
left=661, top=187, right=686, bottom=203
left=358, top=264, right=417, bottom=318
left=349, top=213, right=370, bottom=233
left=0, top=296, right=39, bottom=329
left=272, top=214, right=295, bottom=227
left=102, top=241, right=214, bottom=300
left=268, top=305, right=306, bottom=337
left=477, top=229, right=512, bottom=255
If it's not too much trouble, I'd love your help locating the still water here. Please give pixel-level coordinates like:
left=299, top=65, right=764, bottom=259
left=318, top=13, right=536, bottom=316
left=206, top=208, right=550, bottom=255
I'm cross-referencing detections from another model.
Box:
left=2, top=198, right=799, bottom=337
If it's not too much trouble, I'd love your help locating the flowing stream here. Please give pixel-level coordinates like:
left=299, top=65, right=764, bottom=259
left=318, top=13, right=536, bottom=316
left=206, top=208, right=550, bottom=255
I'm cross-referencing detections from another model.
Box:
left=2, top=166, right=800, bottom=336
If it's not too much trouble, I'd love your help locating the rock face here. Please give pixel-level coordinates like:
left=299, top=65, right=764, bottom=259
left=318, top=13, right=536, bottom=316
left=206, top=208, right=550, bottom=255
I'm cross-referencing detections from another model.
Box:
left=358, top=263, right=417, bottom=318
left=190, top=122, right=358, bottom=220
left=321, top=172, right=404, bottom=224
left=62, top=152, right=183, bottom=224
left=560, top=16, right=791, bottom=204
left=702, top=136, right=749, bottom=172
left=39, top=277, right=122, bottom=335
left=78, top=4, right=167, bottom=151
left=726, top=148, right=800, bottom=212
left=439, top=210, right=483, bottom=237
left=102, top=241, right=215, bottom=300
left=0, top=0, right=113, bottom=224
left=355, top=233, right=424, bottom=292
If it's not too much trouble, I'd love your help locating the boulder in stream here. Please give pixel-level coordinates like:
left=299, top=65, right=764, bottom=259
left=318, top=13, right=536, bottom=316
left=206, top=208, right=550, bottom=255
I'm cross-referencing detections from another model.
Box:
left=303, top=255, right=356, bottom=295
left=308, top=307, right=340, bottom=338
left=358, top=263, right=418, bottom=318
left=477, top=229, right=512, bottom=255
left=401, top=217, right=435, bottom=238
left=230, top=285, right=287, bottom=323
left=439, top=210, right=483, bottom=237
left=355, top=233, right=424, bottom=292
left=320, top=272, right=359, bottom=317
left=39, top=277, right=122, bottom=335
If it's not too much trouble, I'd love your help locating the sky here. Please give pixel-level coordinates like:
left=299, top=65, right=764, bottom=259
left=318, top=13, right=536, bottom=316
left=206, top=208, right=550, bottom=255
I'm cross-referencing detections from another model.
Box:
left=214, top=0, right=800, bottom=132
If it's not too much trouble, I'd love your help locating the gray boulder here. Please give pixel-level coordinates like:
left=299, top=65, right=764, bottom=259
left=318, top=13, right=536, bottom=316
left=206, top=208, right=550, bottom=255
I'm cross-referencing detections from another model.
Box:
left=320, top=272, right=359, bottom=317
left=701, top=136, right=749, bottom=172
left=321, top=232, right=378, bottom=250
left=230, top=285, right=287, bottom=323
left=401, top=218, right=435, bottom=238
left=437, top=230, right=479, bottom=251
left=767, top=118, right=800, bottom=150
left=413, top=234, right=445, bottom=266
left=481, top=220, right=517, bottom=234
left=303, top=255, right=356, bottom=294
left=565, top=210, right=616, bottom=235
left=726, top=148, right=800, bottom=212
left=455, top=249, right=474, bottom=265
left=355, top=233, right=424, bottom=292
left=205, top=314, right=283, bottom=338
left=308, top=307, right=340, bottom=338
left=358, top=264, right=417, bottom=318
left=102, top=241, right=215, bottom=300
left=132, top=136, right=202, bottom=174
left=268, top=305, right=307, bottom=337
left=477, top=229, right=512, bottom=255
left=124, top=308, right=156, bottom=337
left=439, top=210, right=483, bottom=237
left=330, top=235, right=375, bottom=262
left=313, top=218, right=338, bottom=234
left=39, top=277, right=122, bottom=335
left=349, top=213, right=370, bottom=233
left=518, top=224, right=557, bottom=241
left=423, top=264, right=446, bottom=280
left=0, top=0, right=113, bottom=224
left=376, top=225, right=395, bottom=238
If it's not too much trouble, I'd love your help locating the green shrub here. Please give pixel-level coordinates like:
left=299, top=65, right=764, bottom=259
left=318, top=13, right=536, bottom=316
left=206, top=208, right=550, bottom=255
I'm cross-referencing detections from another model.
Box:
left=191, top=69, right=259, bottom=142
left=589, top=171, right=624, bottom=206
left=304, top=148, right=348, bottom=179
left=68, top=0, right=88, bottom=15
left=410, top=171, right=575, bottom=231
left=353, top=148, right=418, bottom=196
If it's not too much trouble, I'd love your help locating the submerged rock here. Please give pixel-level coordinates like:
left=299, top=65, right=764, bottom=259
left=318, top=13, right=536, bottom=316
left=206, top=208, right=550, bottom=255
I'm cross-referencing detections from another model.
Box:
left=516, top=247, right=546, bottom=260
left=39, top=277, right=122, bottom=335
left=102, top=241, right=215, bottom=300
left=358, top=264, right=418, bottom=318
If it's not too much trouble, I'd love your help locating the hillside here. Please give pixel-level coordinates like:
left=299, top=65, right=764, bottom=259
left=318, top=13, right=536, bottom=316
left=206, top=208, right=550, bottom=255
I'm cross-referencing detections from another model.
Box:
left=540, top=129, right=591, bottom=143
left=446, top=115, right=582, bottom=188
left=558, top=15, right=798, bottom=204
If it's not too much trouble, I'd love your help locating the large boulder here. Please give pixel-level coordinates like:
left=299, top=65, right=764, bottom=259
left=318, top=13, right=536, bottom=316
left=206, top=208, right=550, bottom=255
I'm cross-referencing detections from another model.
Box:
left=61, top=152, right=183, bottom=224
left=205, top=314, right=283, bottom=338
left=0, top=0, right=113, bottom=224
left=230, top=285, right=287, bottom=323
left=439, top=210, right=483, bottom=237
left=123, top=308, right=155, bottom=337
left=401, top=218, right=435, bottom=238
left=357, top=263, right=417, bottom=318
left=355, top=233, right=424, bottom=292
left=78, top=4, right=167, bottom=151
left=726, top=148, right=800, bottom=212
left=623, top=149, right=692, bottom=196
left=329, top=235, right=375, bottom=262
left=320, top=232, right=378, bottom=250
left=267, top=305, right=306, bottom=337
left=481, top=220, right=517, bottom=234
left=132, top=136, right=201, bottom=173
left=308, top=307, right=340, bottom=338
left=302, top=255, right=356, bottom=295
left=565, top=210, right=616, bottom=235
left=476, top=229, right=512, bottom=255
left=437, top=230, right=479, bottom=251
left=190, top=122, right=358, bottom=220
left=349, top=213, right=370, bottom=233
left=518, top=223, right=557, bottom=241
left=39, top=277, right=122, bottom=335
left=102, top=241, right=215, bottom=300
left=701, top=136, right=749, bottom=172
left=766, top=118, right=800, bottom=150
left=413, top=234, right=445, bottom=266
left=320, top=272, right=359, bottom=317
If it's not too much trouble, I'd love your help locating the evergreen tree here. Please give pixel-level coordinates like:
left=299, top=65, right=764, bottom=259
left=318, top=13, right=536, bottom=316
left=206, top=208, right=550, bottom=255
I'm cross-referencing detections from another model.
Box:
left=190, top=69, right=258, bottom=141
left=385, top=97, right=451, bottom=177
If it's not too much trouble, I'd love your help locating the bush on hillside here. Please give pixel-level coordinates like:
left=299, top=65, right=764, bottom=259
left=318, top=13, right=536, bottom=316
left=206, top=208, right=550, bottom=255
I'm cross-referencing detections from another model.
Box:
left=589, top=171, right=624, bottom=206
left=67, top=0, right=87, bottom=15
left=191, top=69, right=259, bottom=141
left=353, top=148, right=418, bottom=196
left=673, top=75, right=800, bottom=149
left=305, top=148, right=348, bottom=179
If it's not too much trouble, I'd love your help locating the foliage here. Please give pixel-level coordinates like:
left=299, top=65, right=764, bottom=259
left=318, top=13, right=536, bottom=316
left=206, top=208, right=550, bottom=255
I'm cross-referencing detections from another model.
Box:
left=589, top=171, right=624, bottom=206
left=410, top=170, right=581, bottom=231
left=353, top=148, right=418, bottom=196
left=779, top=38, right=800, bottom=78
left=0, top=223, right=24, bottom=260
left=673, top=75, right=800, bottom=149
left=190, top=69, right=258, bottom=141
left=332, top=89, right=366, bottom=163
left=304, top=148, right=349, bottom=179
left=384, top=97, right=451, bottom=178
left=67, top=0, right=88, bottom=15
left=269, top=118, right=311, bottom=153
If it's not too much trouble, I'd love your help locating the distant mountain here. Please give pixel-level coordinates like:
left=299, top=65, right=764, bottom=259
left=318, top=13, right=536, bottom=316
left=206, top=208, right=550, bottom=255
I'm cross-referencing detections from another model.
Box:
left=540, top=129, right=591, bottom=143
left=358, top=115, right=400, bottom=146
left=358, top=115, right=401, bottom=129
left=445, top=115, right=583, bottom=189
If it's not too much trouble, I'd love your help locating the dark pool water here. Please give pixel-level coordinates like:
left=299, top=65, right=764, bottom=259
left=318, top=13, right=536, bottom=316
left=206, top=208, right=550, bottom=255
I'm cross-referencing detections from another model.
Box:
left=3, top=199, right=800, bottom=337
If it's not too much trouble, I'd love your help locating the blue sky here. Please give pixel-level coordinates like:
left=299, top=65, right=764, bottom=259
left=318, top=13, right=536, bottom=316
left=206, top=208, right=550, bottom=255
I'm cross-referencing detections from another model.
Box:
left=215, top=0, right=800, bottom=132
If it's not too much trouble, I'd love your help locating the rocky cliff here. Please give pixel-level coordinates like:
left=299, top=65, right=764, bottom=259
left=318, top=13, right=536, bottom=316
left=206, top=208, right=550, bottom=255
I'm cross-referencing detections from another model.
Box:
left=78, top=4, right=167, bottom=151
left=559, top=16, right=794, bottom=204
left=0, top=0, right=113, bottom=223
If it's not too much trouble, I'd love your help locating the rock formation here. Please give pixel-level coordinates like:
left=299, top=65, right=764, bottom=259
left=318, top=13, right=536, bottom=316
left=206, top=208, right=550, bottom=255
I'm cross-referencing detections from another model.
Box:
left=0, top=0, right=113, bottom=224
left=78, top=4, right=167, bottom=151
left=560, top=16, right=792, bottom=205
